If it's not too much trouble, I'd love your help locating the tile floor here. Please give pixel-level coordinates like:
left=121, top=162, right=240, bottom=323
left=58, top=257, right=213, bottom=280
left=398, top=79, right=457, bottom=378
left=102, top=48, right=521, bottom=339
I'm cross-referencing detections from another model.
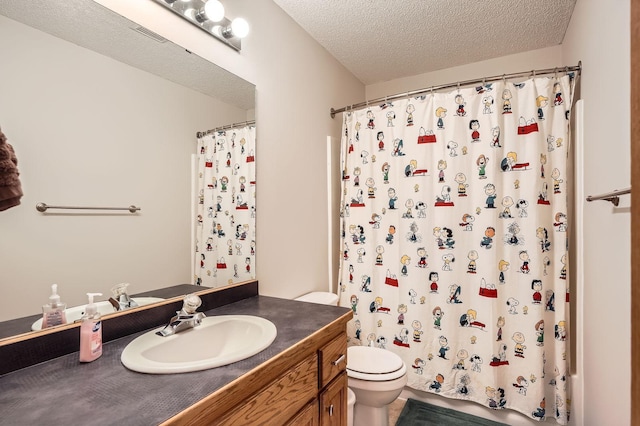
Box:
left=388, top=398, right=406, bottom=425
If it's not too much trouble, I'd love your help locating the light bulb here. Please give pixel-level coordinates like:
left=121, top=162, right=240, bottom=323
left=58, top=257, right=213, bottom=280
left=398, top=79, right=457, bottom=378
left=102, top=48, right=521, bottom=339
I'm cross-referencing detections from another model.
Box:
left=231, top=17, right=250, bottom=38
left=204, top=0, right=225, bottom=23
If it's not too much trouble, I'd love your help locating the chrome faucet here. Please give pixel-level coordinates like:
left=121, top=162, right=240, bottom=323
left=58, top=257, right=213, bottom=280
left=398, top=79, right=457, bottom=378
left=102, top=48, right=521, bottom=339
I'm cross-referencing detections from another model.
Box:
left=108, top=282, right=139, bottom=311
left=156, top=294, right=206, bottom=337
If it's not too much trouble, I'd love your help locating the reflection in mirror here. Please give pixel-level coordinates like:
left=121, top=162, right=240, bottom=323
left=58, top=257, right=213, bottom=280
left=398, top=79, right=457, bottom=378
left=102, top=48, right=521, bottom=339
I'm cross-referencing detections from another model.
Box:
left=0, top=0, right=255, bottom=340
left=194, top=125, right=256, bottom=287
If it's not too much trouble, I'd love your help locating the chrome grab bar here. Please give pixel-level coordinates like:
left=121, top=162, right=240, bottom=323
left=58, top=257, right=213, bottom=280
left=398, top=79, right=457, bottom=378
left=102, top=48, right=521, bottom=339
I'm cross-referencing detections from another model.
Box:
left=36, top=202, right=141, bottom=213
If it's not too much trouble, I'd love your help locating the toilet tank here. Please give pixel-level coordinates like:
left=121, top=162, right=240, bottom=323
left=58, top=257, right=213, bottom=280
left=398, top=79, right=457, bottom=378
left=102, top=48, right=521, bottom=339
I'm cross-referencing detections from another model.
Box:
left=294, top=292, right=339, bottom=306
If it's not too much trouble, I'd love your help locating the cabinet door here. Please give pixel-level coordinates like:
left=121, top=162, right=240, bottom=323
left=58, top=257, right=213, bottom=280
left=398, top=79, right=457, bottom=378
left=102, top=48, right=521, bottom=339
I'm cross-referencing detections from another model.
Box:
left=217, top=355, right=318, bottom=426
left=320, top=372, right=347, bottom=426
left=287, top=400, right=319, bottom=426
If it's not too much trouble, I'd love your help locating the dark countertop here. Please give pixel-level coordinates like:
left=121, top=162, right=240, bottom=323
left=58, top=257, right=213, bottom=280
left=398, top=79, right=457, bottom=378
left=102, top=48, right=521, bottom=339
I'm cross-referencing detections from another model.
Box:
left=0, top=295, right=350, bottom=426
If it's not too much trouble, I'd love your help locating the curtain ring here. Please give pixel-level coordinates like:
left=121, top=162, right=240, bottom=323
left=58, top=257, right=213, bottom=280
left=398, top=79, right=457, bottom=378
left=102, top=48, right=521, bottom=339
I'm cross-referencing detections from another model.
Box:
left=482, top=77, right=486, bottom=86
left=502, top=74, right=506, bottom=84
left=565, top=66, right=569, bottom=74
left=532, top=69, right=536, bottom=77
left=430, top=86, right=434, bottom=96
left=554, top=67, right=559, bottom=80
left=457, top=82, right=460, bottom=92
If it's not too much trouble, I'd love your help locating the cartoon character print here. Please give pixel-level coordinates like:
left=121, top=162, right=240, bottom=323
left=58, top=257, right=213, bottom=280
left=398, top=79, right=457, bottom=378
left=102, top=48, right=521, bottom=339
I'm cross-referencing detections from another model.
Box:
left=366, top=109, right=375, bottom=129
left=441, top=253, right=455, bottom=271
left=381, top=162, right=391, bottom=184
left=536, top=95, right=549, bottom=120
left=482, top=95, right=494, bottom=114
left=552, top=168, right=563, bottom=193
left=480, top=227, right=495, bottom=249
left=437, top=159, right=447, bottom=182
left=376, top=131, right=385, bottom=151
left=406, top=104, right=415, bottom=126
left=454, top=349, right=469, bottom=370
left=429, top=271, right=439, bottom=293
left=502, top=89, right=513, bottom=114
left=386, top=111, right=396, bottom=127
left=436, top=107, right=447, bottom=129
left=477, top=154, right=489, bottom=179
left=433, top=306, right=444, bottom=329
left=447, top=140, right=459, bottom=156
left=430, top=373, right=445, bottom=392
left=416, top=247, right=428, bottom=268
left=498, top=260, right=509, bottom=284
left=455, top=94, right=467, bottom=117
left=536, top=227, right=551, bottom=252
left=553, top=82, right=564, bottom=105
left=469, top=119, right=481, bottom=142
left=467, top=250, right=478, bottom=273
left=491, top=126, right=501, bottom=147
left=412, top=320, right=423, bottom=342
left=397, top=304, right=407, bottom=325
left=512, top=332, right=526, bottom=358
left=400, top=254, right=411, bottom=276
left=413, top=358, right=426, bottom=375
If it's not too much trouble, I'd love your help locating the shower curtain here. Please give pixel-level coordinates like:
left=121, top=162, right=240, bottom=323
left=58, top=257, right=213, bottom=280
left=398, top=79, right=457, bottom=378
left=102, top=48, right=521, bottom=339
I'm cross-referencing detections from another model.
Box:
left=338, top=75, right=574, bottom=423
left=194, top=125, right=256, bottom=287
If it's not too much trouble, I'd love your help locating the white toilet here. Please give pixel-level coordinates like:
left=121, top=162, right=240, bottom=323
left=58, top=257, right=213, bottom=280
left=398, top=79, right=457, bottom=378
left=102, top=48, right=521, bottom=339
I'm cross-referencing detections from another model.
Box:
left=294, top=292, right=406, bottom=426
left=347, top=346, right=407, bottom=426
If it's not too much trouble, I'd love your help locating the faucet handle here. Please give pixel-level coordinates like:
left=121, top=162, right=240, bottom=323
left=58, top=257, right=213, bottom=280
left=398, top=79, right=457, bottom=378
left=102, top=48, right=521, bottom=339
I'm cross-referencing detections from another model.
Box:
left=182, top=294, right=202, bottom=314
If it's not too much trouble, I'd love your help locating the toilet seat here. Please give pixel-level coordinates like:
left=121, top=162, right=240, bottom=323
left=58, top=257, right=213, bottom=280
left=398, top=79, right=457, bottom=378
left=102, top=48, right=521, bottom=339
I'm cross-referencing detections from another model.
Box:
left=347, top=346, right=407, bottom=381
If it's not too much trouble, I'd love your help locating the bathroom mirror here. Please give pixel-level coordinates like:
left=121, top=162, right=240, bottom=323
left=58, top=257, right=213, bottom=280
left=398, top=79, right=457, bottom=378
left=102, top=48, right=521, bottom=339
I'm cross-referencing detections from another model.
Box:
left=0, top=0, right=256, bottom=340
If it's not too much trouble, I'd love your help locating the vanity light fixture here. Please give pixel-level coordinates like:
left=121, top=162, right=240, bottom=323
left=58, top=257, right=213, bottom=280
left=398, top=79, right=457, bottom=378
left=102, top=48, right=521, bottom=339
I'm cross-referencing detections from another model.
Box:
left=152, top=0, right=250, bottom=51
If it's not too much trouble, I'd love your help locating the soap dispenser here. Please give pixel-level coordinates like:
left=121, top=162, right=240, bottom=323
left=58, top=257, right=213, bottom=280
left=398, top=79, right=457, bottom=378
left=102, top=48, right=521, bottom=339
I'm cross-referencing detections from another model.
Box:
left=79, top=292, right=103, bottom=363
left=41, top=284, right=67, bottom=328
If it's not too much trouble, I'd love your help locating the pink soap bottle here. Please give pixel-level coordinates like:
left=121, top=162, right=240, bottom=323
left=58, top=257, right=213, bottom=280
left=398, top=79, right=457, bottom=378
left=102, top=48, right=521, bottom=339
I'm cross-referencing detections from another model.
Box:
left=79, top=292, right=103, bottom=363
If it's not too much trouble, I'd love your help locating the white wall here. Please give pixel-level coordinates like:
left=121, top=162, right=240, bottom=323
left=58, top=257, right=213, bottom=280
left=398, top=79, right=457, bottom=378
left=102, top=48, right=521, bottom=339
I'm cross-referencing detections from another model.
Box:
left=0, top=15, right=248, bottom=321
left=562, top=0, right=631, bottom=425
left=366, top=45, right=564, bottom=100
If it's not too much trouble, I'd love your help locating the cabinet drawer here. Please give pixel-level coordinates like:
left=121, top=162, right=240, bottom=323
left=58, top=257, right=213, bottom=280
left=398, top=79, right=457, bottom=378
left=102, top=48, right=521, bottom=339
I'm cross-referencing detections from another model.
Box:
left=318, top=335, right=347, bottom=388
left=218, top=354, right=318, bottom=426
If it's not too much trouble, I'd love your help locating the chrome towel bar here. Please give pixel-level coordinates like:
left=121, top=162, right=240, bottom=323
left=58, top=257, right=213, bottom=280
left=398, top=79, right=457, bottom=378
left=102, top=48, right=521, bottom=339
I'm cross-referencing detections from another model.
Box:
left=36, top=203, right=141, bottom=213
left=585, top=187, right=631, bottom=206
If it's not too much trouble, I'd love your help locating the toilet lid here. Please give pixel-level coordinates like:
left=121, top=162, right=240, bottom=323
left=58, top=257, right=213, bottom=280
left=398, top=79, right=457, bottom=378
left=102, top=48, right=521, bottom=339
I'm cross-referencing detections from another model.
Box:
left=347, top=346, right=406, bottom=381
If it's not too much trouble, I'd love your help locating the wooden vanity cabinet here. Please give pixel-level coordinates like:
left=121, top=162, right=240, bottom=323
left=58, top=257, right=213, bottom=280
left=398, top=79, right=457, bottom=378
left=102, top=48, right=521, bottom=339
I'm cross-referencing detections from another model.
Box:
left=164, top=314, right=351, bottom=426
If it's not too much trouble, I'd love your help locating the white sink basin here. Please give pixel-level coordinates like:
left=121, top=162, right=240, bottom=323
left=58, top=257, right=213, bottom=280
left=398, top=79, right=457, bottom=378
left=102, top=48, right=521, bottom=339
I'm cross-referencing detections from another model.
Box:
left=120, top=315, right=277, bottom=374
left=31, top=297, right=164, bottom=331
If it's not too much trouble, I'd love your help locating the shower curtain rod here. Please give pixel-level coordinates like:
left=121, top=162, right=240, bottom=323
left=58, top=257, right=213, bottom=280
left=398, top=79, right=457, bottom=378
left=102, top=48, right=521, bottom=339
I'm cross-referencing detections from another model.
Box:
left=330, top=61, right=582, bottom=118
left=197, top=120, right=255, bottom=138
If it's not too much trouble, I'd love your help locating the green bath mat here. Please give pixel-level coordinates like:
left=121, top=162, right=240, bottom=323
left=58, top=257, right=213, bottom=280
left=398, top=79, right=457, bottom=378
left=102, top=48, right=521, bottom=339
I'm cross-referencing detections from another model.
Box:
left=395, top=398, right=509, bottom=426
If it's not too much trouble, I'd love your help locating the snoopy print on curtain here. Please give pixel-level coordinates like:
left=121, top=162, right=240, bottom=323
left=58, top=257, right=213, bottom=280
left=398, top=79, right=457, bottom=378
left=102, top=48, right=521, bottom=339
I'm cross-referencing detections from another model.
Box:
left=338, top=74, right=574, bottom=424
left=195, top=125, right=256, bottom=287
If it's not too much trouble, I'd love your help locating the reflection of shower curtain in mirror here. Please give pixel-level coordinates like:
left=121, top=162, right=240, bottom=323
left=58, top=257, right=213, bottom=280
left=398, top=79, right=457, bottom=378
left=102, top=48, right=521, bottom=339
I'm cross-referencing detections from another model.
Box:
left=195, top=125, right=256, bottom=287
left=338, top=75, right=575, bottom=424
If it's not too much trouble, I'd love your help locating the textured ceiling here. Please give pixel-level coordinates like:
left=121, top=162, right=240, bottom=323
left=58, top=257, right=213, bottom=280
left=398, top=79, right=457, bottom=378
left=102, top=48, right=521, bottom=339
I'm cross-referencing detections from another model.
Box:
left=273, top=0, right=577, bottom=85
left=0, top=0, right=255, bottom=110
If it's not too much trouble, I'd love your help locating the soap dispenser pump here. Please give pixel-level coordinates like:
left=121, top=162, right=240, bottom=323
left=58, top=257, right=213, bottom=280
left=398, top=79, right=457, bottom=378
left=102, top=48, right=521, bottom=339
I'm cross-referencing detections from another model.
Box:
left=79, top=292, right=103, bottom=363
left=41, top=284, right=67, bottom=328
